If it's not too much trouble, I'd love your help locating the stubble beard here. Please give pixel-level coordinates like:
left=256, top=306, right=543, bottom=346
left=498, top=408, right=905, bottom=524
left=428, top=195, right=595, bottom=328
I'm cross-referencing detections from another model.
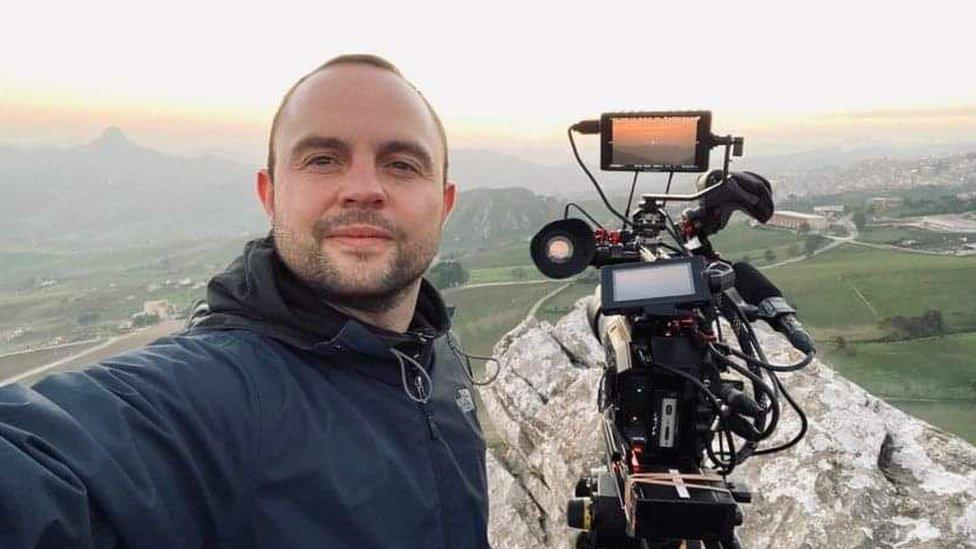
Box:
left=272, top=211, right=439, bottom=314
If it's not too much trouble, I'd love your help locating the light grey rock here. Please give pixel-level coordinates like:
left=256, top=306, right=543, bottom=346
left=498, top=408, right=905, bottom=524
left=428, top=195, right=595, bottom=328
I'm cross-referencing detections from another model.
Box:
left=482, top=297, right=976, bottom=548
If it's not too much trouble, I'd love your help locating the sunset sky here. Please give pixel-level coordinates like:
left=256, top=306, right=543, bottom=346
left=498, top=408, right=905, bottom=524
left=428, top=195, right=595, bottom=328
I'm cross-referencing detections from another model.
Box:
left=2, top=0, right=974, bottom=165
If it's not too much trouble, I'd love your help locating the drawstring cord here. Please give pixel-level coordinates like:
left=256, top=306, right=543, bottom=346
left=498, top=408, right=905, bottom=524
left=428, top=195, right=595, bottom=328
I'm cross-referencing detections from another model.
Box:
left=391, top=347, right=433, bottom=404
left=445, top=331, right=501, bottom=386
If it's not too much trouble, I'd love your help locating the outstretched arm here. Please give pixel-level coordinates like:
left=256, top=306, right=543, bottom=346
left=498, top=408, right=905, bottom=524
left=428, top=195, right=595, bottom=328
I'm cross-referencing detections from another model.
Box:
left=0, top=330, right=260, bottom=547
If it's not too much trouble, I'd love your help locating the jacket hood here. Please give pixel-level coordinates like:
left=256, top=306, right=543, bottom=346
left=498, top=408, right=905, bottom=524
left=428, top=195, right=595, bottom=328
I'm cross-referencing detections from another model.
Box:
left=190, top=234, right=451, bottom=356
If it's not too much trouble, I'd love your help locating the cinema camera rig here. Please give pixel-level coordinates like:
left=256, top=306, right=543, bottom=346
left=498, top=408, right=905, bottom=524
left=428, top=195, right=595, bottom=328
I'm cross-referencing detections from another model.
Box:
left=529, top=112, right=816, bottom=548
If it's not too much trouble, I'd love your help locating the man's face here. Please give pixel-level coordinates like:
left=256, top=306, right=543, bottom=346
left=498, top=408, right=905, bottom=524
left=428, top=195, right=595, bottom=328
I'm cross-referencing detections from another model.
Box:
left=260, top=65, right=455, bottom=313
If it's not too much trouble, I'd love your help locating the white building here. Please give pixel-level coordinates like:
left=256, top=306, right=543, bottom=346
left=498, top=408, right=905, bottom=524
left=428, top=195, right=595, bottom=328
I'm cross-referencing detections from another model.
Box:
left=813, top=205, right=845, bottom=219
left=765, top=211, right=829, bottom=232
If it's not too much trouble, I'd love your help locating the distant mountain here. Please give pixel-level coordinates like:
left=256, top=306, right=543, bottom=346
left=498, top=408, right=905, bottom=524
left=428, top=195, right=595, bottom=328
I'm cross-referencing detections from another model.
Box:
left=0, top=131, right=578, bottom=252
left=0, top=129, right=263, bottom=248
left=442, top=186, right=564, bottom=254
left=450, top=149, right=589, bottom=196
left=5, top=129, right=968, bottom=252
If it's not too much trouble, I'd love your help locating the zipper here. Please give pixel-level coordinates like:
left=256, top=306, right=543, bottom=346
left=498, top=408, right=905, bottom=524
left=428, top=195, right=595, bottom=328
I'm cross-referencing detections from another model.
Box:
left=410, top=332, right=439, bottom=439
left=419, top=399, right=440, bottom=440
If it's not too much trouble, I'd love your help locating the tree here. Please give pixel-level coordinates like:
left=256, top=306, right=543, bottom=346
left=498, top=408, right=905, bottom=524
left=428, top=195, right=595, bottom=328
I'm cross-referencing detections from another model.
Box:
left=510, top=267, right=528, bottom=281
left=852, top=209, right=868, bottom=230
left=763, top=249, right=777, bottom=263
left=428, top=260, right=469, bottom=289
left=804, top=234, right=824, bottom=257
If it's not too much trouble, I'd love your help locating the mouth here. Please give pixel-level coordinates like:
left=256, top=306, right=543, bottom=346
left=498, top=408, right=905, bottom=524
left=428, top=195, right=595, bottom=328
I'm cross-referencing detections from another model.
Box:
left=326, top=225, right=394, bottom=249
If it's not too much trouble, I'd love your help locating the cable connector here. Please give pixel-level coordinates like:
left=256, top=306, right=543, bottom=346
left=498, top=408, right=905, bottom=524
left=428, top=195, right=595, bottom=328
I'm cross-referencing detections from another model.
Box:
left=571, top=119, right=601, bottom=135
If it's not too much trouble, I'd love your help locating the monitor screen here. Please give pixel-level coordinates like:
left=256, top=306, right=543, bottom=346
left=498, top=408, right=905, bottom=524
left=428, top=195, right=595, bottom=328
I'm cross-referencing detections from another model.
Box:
left=611, top=261, right=697, bottom=303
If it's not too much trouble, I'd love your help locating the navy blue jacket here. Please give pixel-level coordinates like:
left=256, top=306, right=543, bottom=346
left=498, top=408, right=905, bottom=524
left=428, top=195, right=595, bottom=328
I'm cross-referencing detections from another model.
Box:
left=0, top=236, right=488, bottom=548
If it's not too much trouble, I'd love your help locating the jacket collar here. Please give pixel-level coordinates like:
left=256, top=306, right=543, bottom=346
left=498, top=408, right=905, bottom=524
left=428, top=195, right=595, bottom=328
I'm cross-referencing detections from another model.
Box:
left=190, top=234, right=451, bottom=368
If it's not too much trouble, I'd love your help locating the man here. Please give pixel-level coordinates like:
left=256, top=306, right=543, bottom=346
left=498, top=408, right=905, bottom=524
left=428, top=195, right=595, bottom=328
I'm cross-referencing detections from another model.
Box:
left=0, top=54, right=488, bottom=548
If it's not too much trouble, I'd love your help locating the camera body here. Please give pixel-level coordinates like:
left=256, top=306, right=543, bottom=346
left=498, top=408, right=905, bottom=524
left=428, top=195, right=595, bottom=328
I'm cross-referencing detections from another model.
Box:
left=581, top=257, right=747, bottom=546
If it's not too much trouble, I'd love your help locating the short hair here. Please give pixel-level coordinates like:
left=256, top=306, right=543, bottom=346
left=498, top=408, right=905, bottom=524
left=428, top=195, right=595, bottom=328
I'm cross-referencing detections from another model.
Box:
left=266, top=54, right=448, bottom=183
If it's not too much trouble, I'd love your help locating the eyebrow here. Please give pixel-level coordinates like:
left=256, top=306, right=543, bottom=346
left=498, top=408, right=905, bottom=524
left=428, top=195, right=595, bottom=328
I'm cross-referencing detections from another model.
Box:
left=289, top=136, right=350, bottom=161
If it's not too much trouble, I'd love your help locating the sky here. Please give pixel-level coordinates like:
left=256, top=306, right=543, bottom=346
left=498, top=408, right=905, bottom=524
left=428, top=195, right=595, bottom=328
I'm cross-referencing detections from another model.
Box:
left=2, top=0, right=975, bottom=165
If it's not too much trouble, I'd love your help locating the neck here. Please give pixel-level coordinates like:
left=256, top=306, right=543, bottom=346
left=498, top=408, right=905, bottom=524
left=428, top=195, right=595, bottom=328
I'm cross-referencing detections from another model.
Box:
left=330, top=280, right=421, bottom=333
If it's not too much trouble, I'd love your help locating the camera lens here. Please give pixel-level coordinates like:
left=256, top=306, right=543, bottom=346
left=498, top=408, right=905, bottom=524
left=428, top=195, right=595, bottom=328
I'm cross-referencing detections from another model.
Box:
left=546, top=237, right=574, bottom=264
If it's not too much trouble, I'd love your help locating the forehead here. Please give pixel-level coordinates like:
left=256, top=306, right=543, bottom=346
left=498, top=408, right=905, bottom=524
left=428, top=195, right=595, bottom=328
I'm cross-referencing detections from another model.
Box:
left=276, top=65, right=442, bottom=162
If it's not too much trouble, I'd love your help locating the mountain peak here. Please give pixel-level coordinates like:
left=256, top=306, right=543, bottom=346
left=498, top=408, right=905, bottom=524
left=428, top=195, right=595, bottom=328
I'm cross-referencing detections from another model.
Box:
left=86, top=127, right=136, bottom=150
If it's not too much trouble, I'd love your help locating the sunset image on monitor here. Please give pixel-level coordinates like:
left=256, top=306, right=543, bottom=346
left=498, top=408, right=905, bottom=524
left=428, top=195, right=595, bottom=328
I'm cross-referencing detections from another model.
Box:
left=611, top=116, right=699, bottom=167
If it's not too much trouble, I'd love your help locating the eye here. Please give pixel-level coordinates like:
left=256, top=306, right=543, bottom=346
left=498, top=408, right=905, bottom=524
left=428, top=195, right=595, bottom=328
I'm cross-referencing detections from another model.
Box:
left=388, top=160, right=421, bottom=174
left=307, top=155, right=336, bottom=166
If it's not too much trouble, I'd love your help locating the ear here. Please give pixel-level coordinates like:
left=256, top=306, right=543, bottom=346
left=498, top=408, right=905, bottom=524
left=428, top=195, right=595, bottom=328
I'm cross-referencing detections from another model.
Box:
left=441, top=180, right=458, bottom=227
left=256, top=168, right=275, bottom=221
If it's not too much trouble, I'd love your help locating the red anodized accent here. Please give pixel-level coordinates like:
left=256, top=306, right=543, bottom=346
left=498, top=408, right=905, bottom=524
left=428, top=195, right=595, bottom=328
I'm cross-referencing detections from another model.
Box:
left=629, top=443, right=644, bottom=474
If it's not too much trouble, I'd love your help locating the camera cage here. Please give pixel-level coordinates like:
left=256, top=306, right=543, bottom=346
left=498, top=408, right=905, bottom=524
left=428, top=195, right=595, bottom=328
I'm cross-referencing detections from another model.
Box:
left=531, top=110, right=811, bottom=548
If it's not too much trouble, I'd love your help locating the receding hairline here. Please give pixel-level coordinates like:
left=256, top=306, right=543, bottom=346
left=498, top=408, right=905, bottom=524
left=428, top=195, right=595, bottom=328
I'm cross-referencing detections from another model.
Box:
left=267, top=55, right=449, bottom=183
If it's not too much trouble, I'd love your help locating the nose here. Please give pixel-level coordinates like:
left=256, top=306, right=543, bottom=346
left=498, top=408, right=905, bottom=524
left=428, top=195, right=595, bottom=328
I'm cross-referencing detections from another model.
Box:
left=337, top=160, right=388, bottom=209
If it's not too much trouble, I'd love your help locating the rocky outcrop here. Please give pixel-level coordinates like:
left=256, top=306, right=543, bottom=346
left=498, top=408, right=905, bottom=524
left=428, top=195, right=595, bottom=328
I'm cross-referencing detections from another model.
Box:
left=482, top=298, right=976, bottom=548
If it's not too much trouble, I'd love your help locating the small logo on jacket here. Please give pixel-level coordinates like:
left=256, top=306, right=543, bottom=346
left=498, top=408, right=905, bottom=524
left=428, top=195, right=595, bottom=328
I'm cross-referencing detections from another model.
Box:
left=455, top=388, right=475, bottom=414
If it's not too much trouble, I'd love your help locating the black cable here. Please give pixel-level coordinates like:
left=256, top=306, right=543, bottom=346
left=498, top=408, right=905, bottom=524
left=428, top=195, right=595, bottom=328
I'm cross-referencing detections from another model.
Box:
left=724, top=296, right=805, bottom=388
left=655, top=361, right=737, bottom=472
left=568, top=127, right=632, bottom=228
left=622, top=172, right=639, bottom=230
left=724, top=301, right=810, bottom=455
left=707, top=345, right=780, bottom=439
left=563, top=203, right=606, bottom=229
left=729, top=297, right=781, bottom=400
left=706, top=422, right=737, bottom=475
left=724, top=346, right=815, bottom=372
left=661, top=171, right=675, bottom=209
left=753, top=371, right=808, bottom=455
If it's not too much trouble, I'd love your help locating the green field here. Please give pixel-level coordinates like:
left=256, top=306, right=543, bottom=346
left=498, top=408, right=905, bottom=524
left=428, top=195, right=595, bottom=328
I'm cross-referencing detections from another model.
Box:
left=824, top=333, right=976, bottom=443
left=535, top=281, right=598, bottom=326
left=824, top=332, right=976, bottom=401
left=0, top=237, right=248, bottom=354
left=768, top=245, right=976, bottom=340
left=442, top=281, right=565, bottom=365
left=467, top=265, right=547, bottom=284
left=763, top=244, right=976, bottom=443
left=709, top=218, right=803, bottom=263
left=857, top=225, right=970, bottom=249
left=455, top=240, right=533, bottom=269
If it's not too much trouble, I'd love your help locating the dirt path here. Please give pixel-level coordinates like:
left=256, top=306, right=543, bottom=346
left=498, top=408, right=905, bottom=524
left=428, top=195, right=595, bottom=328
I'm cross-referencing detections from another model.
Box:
left=2, top=320, right=184, bottom=386
left=526, top=282, right=574, bottom=319
left=849, top=284, right=880, bottom=319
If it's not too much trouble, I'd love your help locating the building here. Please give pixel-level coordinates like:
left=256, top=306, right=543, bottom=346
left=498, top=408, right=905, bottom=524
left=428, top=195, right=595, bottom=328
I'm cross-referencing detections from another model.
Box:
left=812, top=205, right=845, bottom=219
left=765, top=210, right=829, bottom=232
left=142, top=300, right=176, bottom=320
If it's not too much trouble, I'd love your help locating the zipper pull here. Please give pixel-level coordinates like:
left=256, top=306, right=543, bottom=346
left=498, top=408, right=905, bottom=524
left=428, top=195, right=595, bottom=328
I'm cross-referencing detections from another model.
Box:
left=414, top=372, right=426, bottom=397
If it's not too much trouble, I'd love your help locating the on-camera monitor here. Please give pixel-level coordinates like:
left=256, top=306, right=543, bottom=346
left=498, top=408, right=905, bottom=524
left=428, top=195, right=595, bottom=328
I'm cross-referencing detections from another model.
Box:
left=600, top=111, right=712, bottom=172
left=611, top=261, right=696, bottom=303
